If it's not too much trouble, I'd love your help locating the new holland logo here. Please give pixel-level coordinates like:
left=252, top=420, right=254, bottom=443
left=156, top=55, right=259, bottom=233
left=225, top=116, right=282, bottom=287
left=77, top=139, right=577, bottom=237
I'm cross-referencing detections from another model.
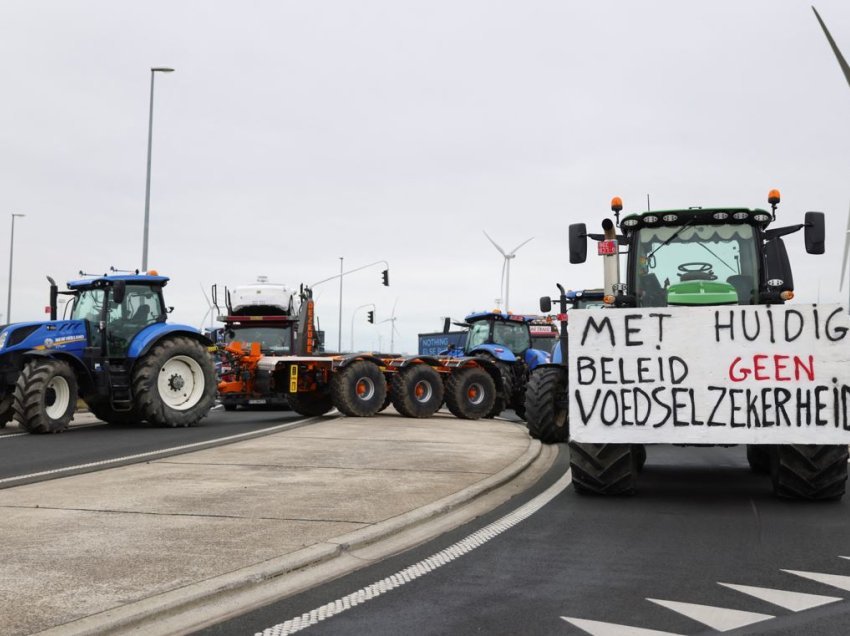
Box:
left=43, top=335, right=86, bottom=349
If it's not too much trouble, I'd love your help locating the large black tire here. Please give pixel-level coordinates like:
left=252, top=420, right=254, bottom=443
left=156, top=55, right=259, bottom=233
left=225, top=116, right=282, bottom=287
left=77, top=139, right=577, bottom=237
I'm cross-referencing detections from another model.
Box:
left=525, top=367, right=568, bottom=443
left=13, top=358, right=78, bottom=433
left=288, top=392, right=334, bottom=416
left=330, top=360, right=387, bottom=417
left=569, top=442, right=639, bottom=495
left=132, top=336, right=216, bottom=427
left=444, top=367, right=496, bottom=420
left=771, top=445, right=848, bottom=500
left=0, top=395, right=12, bottom=428
left=746, top=444, right=771, bottom=474
left=85, top=398, right=140, bottom=425
left=391, top=365, right=444, bottom=418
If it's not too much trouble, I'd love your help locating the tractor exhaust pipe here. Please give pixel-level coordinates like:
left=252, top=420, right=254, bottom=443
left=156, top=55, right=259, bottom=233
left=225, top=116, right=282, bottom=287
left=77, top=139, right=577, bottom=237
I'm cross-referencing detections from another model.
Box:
left=47, top=276, right=58, bottom=320
left=601, top=218, right=620, bottom=297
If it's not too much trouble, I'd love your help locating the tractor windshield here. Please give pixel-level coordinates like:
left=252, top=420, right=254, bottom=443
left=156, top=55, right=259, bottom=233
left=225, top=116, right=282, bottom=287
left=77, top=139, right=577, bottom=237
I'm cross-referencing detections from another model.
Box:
left=225, top=325, right=293, bottom=355
left=633, top=223, right=759, bottom=307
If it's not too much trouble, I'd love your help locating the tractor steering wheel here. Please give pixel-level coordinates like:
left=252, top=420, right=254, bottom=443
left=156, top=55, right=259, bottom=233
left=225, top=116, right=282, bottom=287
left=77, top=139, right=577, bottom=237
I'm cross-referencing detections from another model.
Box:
left=677, top=262, right=717, bottom=281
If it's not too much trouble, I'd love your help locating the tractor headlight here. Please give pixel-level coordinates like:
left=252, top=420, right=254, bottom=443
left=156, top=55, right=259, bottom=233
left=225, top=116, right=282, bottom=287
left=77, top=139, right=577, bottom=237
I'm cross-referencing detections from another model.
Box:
left=0, top=330, right=7, bottom=349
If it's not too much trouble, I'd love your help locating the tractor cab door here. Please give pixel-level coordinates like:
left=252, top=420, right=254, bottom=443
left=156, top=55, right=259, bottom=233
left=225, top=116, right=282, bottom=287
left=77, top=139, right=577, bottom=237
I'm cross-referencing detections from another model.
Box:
left=71, top=288, right=106, bottom=350
left=105, top=285, right=163, bottom=358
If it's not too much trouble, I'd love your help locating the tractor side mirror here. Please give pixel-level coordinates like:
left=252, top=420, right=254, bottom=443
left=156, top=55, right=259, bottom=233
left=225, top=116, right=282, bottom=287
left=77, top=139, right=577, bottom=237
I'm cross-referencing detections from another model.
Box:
left=764, top=238, right=794, bottom=292
left=804, top=211, right=825, bottom=255
left=539, top=296, right=552, bottom=313
left=112, top=280, right=126, bottom=304
left=569, top=224, right=587, bottom=264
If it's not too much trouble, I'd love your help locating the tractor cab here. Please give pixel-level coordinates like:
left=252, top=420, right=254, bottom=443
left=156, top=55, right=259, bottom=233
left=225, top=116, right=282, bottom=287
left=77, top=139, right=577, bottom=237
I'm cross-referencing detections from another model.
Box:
left=66, top=274, right=168, bottom=358
left=446, top=310, right=550, bottom=369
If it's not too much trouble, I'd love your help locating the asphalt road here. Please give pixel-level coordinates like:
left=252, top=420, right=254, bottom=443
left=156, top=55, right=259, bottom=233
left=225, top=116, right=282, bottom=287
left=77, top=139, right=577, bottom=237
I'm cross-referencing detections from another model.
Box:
left=199, top=444, right=850, bottom=636
left=0, top=406, right=305, bottom=488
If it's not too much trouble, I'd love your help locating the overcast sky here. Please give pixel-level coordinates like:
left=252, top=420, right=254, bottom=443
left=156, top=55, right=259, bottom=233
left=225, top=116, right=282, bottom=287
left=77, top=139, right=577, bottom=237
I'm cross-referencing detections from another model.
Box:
left=1, top=1, right=848, bottom=353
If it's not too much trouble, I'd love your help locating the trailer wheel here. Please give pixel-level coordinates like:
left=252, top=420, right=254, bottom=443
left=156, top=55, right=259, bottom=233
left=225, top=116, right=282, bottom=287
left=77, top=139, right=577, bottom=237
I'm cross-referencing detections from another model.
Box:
left=568, top=442, right=638, bottom=495
left=13, top=358, right=78, bottom=433
left=288, top=392, right=333, bottom=416
left=377, top=392, right=392, bottom=413
left=771, top=444, right=848, bottom=500
left=445, top=367, right=496, bottom=420
left=524, top=367, right=568, bottom=443
left=331, top=360, right=387, bottom=417
left=746, top=445, right=771, bottom=474
left=132, top=336, right=217, bottom=427
left=85, top=398, right=140, bottom=425
left=391, top=365, right=444, bottom=418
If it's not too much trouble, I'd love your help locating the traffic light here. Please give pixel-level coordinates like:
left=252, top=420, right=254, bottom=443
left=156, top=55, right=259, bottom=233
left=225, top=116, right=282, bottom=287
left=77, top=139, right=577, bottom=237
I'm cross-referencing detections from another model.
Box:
left=381, top=269, right=389, bottom=286
left=367, top=310, right=374, bottom=324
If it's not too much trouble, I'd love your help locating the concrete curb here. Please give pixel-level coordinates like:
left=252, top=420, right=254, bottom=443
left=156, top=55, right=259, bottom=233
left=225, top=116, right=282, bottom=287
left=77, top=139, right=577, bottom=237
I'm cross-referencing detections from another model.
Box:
left=35, top=438, right=543, bottom=636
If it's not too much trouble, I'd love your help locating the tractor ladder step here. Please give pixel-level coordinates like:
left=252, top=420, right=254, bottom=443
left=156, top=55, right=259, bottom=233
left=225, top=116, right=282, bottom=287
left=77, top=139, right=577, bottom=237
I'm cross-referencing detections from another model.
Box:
left=106, top=363, right=134, bottom=411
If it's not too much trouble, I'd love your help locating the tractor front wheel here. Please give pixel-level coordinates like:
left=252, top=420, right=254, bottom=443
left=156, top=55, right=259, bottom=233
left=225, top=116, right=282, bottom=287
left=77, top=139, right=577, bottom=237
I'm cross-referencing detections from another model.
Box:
left=391, top=365, right=444, bottom=418
left=771, top=444, right=848, bottom=500
left=13, top=358, right=78, bottom=433
left=569, top=442, right=639, bottom=495
left=331, top=360, right=387, bottom=417
left=132, top=336, right=216, bottom=427
left=445, top=367, right=496, bottom=420
left=524, top=367, right=568, bottom=444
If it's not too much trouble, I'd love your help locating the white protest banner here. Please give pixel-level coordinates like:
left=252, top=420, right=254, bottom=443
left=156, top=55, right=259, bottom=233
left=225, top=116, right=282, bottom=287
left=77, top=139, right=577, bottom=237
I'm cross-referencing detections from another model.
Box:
left=568, top=304, right=850, bottom=444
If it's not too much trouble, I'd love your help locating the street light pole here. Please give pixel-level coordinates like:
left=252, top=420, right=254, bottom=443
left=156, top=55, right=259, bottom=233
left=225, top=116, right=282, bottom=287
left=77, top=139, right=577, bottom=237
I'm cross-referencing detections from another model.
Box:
left=338, top=256, right=343, bottom=351
left=7, top=213, right=25, bottom=323
left=141, top=66, right=175, bottom=272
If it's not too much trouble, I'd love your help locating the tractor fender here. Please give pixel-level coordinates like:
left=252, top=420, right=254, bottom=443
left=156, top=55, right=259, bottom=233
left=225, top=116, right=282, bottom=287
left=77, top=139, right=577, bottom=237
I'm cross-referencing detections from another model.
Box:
left=551, top=342, right=565, bottom=365
left=17, top=350, right=96, bottom=396
left=467, top=344, right=517, bottom=363
left=397, top=355, right=441, bottom=368
left=523, top=348, right=551, bottom=371
left=336, top=354, right=387, bottom=370
left=128, top=324, right=213, bottom=360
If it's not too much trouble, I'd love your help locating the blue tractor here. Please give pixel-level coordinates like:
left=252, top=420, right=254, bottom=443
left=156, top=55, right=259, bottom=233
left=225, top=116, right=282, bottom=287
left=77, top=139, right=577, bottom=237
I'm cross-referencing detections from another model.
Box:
left=442, top=310, right=550, bottom=418
left=0, top=272, right=217, bottom=433
left=524, top=286, right=605, bottom=443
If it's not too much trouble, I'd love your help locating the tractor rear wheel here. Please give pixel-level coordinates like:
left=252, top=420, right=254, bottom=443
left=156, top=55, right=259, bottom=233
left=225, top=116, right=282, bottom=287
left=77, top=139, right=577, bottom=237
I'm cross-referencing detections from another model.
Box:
left=13, top=358, right=78, bottom=433
left=445, top=367, right=496, bottom=420
left=524, top=367, right=568, bottom=443
left=132, top=336, right=216, bottom=427
left=568, top=442, right=639, bottom=495
left=771, top=444, right=848, bottom=500
left=331, top=360, right=387, bottom=417
left=288, top=392, right=333, bottom=416
left=391, top=365, right=444, bottom=418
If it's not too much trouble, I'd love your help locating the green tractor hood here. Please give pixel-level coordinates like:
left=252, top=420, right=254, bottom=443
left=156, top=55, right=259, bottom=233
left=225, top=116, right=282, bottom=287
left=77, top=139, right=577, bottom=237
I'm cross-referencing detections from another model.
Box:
left=666, top=280, right=738, bottom=306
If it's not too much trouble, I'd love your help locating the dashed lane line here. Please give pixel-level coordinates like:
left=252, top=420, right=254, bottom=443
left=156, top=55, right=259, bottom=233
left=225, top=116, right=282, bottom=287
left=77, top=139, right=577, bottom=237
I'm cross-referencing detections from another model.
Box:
left=0, top=417, right=312, bottom=486
left=254, top=466, right=573, bottom=636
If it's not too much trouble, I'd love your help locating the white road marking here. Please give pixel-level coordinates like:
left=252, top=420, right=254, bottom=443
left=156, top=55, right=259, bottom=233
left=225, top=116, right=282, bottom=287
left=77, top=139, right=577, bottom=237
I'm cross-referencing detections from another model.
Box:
left=647, top=598, right=773, bottom=632
left=0, top=418, right=311, bottom=485
left=561, top=616, right=683, bottom=636
left=255, top=468, right=573, bottom=636
left=782, top=569, right=850, bottom=592
left=718, top=582, right=842, bottom=611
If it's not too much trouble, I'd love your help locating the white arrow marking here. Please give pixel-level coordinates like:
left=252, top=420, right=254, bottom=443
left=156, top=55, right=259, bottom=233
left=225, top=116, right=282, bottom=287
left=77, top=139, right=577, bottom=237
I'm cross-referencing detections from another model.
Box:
left=561, top=617, right=683, bottom=636
left=782, top=569, right=850, bottom=592
left=647, top=598, right=773, bottom=632
left=718, top=582, right=842, bottom=611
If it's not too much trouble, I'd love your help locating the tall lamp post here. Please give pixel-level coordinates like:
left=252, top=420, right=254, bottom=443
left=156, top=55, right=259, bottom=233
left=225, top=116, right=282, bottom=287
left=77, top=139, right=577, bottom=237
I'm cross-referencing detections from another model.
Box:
left=141, top=66, right=175, bottom=272
left=6, top=213, right=25, bottom=323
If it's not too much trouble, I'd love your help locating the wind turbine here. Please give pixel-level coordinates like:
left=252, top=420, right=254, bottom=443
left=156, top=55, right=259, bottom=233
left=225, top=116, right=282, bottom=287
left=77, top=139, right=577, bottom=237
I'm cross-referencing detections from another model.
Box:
left=483, top=231, right=533, bottom=312
left=199, top=283, right=216, bottom=331
left=813, top=6, right=850, bottom=310
left=379, top=299, right=400, bottom=353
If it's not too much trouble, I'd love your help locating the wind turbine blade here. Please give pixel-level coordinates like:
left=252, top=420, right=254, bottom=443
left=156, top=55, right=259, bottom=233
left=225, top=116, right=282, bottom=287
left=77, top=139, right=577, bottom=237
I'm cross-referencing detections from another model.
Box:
left=483, top=230, right=507, bottom=256
left=199, top=283, right=212, bottom=307
left=813, top=6, right=850, bottom=88
left=391, top=298, right=398, bottom=318
left=841, top=202, right=850, bottom=291
left=508, top=236, right=534, bottom=256
left=500, top=259, right=507, bottom=303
